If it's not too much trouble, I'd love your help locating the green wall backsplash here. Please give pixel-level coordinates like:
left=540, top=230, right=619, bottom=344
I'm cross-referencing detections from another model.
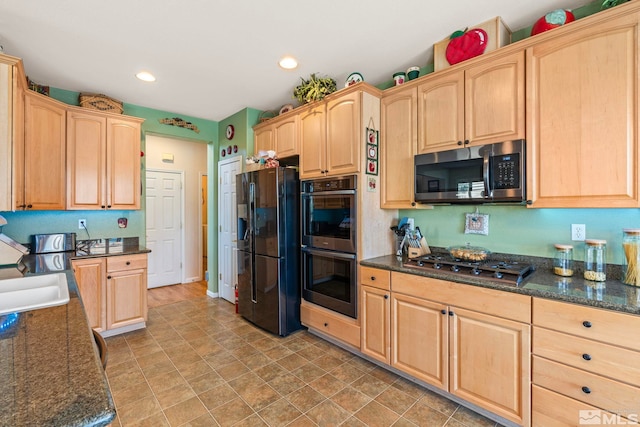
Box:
left=400, top=205, right=640, bottom=265
left=0, top=210, right=144, bottom=244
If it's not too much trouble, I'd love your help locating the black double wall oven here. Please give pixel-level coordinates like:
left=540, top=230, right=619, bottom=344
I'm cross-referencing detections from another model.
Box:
left=301, top=176, right=357, bottom=318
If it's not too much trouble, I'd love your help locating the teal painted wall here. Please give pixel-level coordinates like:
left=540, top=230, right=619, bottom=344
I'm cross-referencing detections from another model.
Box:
left=400, top=206, right=640, bottom=266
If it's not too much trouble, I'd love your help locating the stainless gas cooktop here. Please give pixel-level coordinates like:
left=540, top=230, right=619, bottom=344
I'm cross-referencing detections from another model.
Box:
left=403, top=254, right=535, bottom=286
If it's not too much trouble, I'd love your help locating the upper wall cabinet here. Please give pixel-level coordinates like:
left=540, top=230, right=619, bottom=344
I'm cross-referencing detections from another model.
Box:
left=526, top=12, right=639, bottom=208
left=0, top=54, right=23, bottom=212
left=22, top=91, right=67, bottom=210
left=67, top=109, right=143, bottom=210
left=253, top=113, right=299, bottom=159
left=417, top=50, right=525, bottom=154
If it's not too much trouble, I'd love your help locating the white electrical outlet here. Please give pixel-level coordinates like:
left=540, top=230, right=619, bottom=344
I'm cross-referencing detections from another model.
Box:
left=78, top=219, right=87, bottom=229
left=571, top=224, right=586, bottom=241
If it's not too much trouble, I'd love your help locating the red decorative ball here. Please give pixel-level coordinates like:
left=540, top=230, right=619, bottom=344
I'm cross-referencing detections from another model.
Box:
left=531, top=9, right=575, bottom=36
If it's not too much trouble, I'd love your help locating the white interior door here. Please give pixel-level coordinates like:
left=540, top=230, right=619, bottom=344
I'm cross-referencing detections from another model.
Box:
left=218, top=157, right=242, bottom=302
left=146, top=169, right=183, bottom=288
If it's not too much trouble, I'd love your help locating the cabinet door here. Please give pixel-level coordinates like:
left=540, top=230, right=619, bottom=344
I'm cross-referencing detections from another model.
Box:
left=67, top=110, right=106, bottom=209
left=326, top=91, right=360, bottom=176
left=23, top=92, right=66, bottom=210
left=106, top=267, right=147, bottom=330
left=465, top=50, right=525, bottom=145
left=299, top=105, right=326, bottom=179
left=107, top=117, right=141, bottom=209
left=417, top=70, right=464, bottom=153
left=0, top=61, right=13, bottom=211
left=380, top=87, right=418, bottom=208
left=274, top=115, right=299, bottom=158
left=527, top=16, right=638, bottom=207
left=449, top=306, right=530, bottom=426
left=360, top=285, right=390, bottom=364
left=254, top=125, right=274, bottom=156
left=72, top=258, right=106, bottom=332
left=391, top=292, right=448, bottom=389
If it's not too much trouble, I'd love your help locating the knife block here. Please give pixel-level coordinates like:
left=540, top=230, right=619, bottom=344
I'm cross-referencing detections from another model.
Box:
left=408, top=237, right=430, bottom=259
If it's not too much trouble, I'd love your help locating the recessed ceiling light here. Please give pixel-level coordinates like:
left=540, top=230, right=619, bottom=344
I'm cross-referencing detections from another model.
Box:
left=136, top=71, right=156, bottom=82
left=278, top=56, right=298, bottom=70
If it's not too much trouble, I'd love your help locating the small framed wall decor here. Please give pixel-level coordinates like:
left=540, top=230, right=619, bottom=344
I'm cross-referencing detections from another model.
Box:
left=366, top=126, right=379, bottom=176
left=464, top=208, right=489, bottom=235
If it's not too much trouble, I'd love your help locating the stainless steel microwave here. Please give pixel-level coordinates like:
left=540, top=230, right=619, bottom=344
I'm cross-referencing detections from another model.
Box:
left=414, top=140, right=526, bottom=204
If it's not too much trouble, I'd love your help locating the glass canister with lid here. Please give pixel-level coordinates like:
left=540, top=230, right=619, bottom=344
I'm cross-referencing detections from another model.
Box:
left=553, top=244, right=574, bottom=277
left=584, top=239, right=606, bottom=282
left=622, top=229, right=640, bottom=286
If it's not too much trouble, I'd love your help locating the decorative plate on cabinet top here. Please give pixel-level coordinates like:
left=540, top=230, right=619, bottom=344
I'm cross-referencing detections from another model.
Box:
left=345, top=72, right=364, bottom=87
left=279, top=104, right=294, bottom=115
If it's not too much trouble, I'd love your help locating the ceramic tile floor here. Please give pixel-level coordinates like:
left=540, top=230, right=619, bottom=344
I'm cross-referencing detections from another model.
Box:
left=104, top=297, right=507, bottom=427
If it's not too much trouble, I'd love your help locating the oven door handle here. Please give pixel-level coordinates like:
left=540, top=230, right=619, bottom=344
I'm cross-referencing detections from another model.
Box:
left=302, top=190, right=356, bottom=197
left=302, top=247, right=356, bottom=260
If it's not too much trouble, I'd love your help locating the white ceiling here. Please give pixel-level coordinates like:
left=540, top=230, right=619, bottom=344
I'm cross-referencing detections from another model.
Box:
left=1, top=0, right=592, bottom=122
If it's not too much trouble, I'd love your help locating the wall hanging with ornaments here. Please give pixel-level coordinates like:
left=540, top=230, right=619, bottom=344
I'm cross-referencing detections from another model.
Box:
left=158, top=117, right=200, bottom=133
left=220, top=145, right=238, bottom=158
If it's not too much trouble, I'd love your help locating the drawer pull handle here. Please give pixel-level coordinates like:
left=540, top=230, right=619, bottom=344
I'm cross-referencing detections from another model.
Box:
left=582, top=353, right=592, bottom=361
left=370, top=276, right=375, bottom=281
left=324, top=322, right=328, bottom=327
left=582, top=321, right=592, bottom=328
left=581, top=386, right=591, bottom=394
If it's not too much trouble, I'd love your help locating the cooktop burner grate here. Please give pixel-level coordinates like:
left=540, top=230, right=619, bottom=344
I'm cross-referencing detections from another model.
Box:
left=403, top=255, right=535, bottom=286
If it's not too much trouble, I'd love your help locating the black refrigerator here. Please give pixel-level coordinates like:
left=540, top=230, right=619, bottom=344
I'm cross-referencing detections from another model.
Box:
left=236, top=167, right=301, bottom=336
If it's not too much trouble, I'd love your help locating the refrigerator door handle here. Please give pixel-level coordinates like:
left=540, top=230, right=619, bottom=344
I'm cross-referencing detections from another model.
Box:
left=249, top=181, right=257, bottom=303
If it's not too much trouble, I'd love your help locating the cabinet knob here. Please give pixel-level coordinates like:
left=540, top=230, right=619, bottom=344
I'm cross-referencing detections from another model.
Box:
left=457, top=141, right=463, bottom=146
left=441, top=309, right=447, bottom=315
left=582, top=353, right=592, bottom=361
left=107, top=275, right=112, bottom=279
left=126, top=261, right=131, bottom=265
left=370, top=276, right=375, bottom=281
left=18, top=204, right=26, bottom=209
left=384, top=294, right=388, bottom=299
left=581, top=386, right=591, bottom=394
left=27, top=204, right=32, bottom=209
left=323, top=322, right=328, bottom=327
left=582, top=321, right=592, bottom=328
left=107, top=205, right=112, bottom=209
left=101, top=205, right=106, bottom=209
left=449, top=311, right=454, bottom=316
left=464, top=139, right=470, bottom=145
left=411, top=202, right=416, bottom=206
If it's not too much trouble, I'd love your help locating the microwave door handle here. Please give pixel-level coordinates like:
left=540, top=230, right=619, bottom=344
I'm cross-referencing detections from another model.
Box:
left=483, top=150, right=492, bottom=198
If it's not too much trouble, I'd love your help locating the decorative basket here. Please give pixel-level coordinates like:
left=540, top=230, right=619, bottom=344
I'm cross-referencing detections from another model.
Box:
left=78, top=93, right=124, bottom=114
left=258, top=110, right=277, bottom=123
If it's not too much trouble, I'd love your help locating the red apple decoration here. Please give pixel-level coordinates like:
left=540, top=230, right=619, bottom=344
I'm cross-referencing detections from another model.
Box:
left=531, top=9, right=575, bottom=36
left=445, top=27, right=488, bottom=66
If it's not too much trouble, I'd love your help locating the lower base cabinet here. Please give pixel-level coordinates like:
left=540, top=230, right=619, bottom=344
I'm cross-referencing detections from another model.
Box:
left=300, top=300, right=360, bottom=348
left=72, top=253, right=148, bottom=335
left=360, top=268, right=531, bottom=426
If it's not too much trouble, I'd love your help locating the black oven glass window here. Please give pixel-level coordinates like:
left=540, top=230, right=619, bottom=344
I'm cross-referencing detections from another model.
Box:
left=307, top=253, right=353, bottom=304
left=308, top=196, right=352, bottom=239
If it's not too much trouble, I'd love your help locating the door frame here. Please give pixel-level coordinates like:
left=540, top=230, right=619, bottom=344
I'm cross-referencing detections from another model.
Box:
left=146, top=168, right=185, bottom=287
left=217, top=155, right=243, bottom=301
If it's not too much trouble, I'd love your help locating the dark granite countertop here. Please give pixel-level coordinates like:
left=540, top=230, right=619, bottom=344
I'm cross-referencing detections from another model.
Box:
left=0, top=271, right=115, bottom=427
left=361, top=251, right=640, bottom=316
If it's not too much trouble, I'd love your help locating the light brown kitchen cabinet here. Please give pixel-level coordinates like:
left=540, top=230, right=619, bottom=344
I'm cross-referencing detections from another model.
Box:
left=300, top=300, right=361, bottom=348
left=531, top=298, right=640, bottom=426
left=360, top=266, right=391, bottom=363
left=106, top=254, right=148, bottom=330
left=71, top=257, right=107, bottom=332
left=22, top=91, right=66, bottom=210
left=417, top=50, right=525, bottom=153
left=67, top=109, right=143, bottom=210
left=299, top=104, right=326, bottom=178
left=0, top=55, right=21, bottom=211
left=526, top=13, right=639, bottom=208
left=73, top=253, right=147, bottom=336
left=359, top=270, right=531, bottom=426
left=253, top=113, right=299, bottom=158
left=380, top=86, right=419, bottom=209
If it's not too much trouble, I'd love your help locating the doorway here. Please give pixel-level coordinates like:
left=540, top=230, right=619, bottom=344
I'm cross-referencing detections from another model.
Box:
left=218, top=156, right=243, bottom=303
left=146, top=169, right=183, bottom=288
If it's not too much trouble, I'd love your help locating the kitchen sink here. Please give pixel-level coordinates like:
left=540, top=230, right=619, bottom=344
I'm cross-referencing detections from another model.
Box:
left=0, top=272, right=70, bottom=315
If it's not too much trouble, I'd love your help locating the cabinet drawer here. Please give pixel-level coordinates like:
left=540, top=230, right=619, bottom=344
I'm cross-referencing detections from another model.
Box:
left=534, top=326, right=640, bottom=385
left=533, top=356, right=640, bottom=419
left=533, top=298, right=640, bottom=351
left=392, top=272, right=531, bottom=322
left=532, top=385, right=623, bottom=427
left=360, top=266, right=390, bottom=290
left=107, top=254, right=147, bottom=272
left=301, top=302, right=360, bottom=348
